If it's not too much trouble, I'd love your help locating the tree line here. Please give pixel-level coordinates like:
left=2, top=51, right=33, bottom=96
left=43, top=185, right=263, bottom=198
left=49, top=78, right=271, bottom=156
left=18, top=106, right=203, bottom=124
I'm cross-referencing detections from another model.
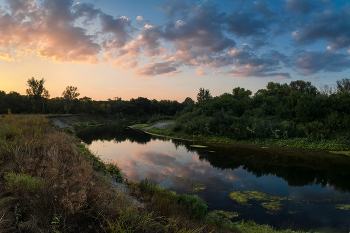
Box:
left=174, top=79, right=350, bottom=146
left=0, top=77, right=187, bottom=116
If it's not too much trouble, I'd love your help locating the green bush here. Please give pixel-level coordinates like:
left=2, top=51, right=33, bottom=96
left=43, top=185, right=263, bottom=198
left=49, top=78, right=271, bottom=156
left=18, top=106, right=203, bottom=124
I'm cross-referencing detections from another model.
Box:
left=106, top=163, right=123, bottom=182
left=63, top=126, right=75, bottom=135
left=5, top=173, right=43, bottom=194
left=178, top=194, right=208, bottom=219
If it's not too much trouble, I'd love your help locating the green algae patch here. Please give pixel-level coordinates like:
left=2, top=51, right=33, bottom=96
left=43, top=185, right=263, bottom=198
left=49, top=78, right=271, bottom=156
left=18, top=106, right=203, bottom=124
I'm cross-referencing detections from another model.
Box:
left=329, top=151, right=350, bottom=157
left=189, top=145, right=208, bottom=148
left=229, top=191, right=291, bottom=207
left=211, top=210, right=240, bottom=218
left=190, top=183, right=206, bottom=192
left=229, top=191, right=250, bottom=204
left=335, top=204, right=350, bottom=210
left=261, top=201, right=284, bottom=214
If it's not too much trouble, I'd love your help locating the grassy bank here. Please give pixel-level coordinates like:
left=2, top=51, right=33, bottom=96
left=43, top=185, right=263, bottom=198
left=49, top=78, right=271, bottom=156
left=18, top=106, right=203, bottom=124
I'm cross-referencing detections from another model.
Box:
left=142, top=122, right=350, bottom=152
left=0, top=114, right=315, bottom=232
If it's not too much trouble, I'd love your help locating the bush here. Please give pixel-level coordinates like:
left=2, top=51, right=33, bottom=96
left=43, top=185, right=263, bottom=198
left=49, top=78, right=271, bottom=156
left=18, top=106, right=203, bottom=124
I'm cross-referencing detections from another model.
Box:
left=5, top=173, right=43, bottom=194
left=106, top=163, right=123, bottom=182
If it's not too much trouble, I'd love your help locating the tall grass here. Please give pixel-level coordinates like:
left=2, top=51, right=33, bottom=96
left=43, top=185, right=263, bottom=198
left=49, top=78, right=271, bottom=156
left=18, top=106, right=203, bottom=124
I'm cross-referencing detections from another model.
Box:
left=0, top=115, right=122, bottom=232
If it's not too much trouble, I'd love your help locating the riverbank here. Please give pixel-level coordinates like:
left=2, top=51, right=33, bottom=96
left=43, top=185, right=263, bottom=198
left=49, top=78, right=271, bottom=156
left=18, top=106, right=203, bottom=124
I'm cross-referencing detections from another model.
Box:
left=137, top=121, right=350, bottom=155
left=0, top=114, right=318, bottom=232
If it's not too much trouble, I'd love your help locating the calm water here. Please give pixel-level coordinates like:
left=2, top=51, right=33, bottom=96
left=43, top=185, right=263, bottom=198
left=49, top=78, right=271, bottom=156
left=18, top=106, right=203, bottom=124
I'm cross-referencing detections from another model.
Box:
left=77, top=126, right=350, bottom=232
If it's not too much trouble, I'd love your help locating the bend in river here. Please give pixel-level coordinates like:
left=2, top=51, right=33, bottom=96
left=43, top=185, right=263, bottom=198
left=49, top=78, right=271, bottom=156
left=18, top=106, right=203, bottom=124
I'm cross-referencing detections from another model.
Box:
left=77, top=125, right=350, bottom=233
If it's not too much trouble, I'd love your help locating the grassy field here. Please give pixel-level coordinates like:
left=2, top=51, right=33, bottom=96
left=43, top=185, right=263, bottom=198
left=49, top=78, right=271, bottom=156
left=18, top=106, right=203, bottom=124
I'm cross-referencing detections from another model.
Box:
left=0, top=114, right=316, bottom=232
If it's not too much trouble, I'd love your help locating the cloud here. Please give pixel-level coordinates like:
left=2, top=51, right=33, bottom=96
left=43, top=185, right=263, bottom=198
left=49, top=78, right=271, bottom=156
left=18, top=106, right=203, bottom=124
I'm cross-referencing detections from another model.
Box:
left=196, top=67, right=206, bottom=75
left=100, top=14, right=132, bottom=49
left=292, top=8, right=350, bottom=50
left=285, top=0, right=318, bottom=14
left=0, top=0, right=104, bottom=63
left=224, top=49, right=291, bottom=78
left=1, top=0, right=350, bottom=79
left=0, top=50, right=14, bottom=61
left=226, top=11, right=268, bottom=38
left=293, top=50, right=350, bottom=74
left=134, top=62, right=178, bottom=76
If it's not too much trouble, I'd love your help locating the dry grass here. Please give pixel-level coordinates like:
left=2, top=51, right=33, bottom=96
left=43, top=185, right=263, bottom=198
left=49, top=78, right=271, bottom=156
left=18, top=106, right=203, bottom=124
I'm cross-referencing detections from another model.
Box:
left=0, top=115, right=124, bottom=232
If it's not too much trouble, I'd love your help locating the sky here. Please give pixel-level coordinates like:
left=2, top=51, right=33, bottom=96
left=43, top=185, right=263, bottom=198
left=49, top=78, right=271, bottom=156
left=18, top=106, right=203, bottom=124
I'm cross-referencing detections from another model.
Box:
left=0, top=0, right=350, bottom=101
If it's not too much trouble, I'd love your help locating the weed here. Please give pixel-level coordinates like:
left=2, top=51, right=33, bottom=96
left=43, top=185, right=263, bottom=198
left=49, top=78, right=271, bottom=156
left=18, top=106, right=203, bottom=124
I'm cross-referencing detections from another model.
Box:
left=5, top=173, right=43, bottom=194
left=106, top=163, right=123, bottom=182
left=63, top=126, right=75, bottom=134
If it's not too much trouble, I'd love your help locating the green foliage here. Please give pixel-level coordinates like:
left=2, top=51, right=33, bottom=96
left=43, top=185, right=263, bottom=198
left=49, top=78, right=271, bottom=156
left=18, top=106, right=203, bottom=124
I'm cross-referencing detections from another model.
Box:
left=105, top=207, right=164, bottom=233
left=197, top=88, right=212, bottom=102
left=138, top=179, right=208, bottom=220
left=26, top=77, right=50, bottom=113
left=63, top=126, right=75, bottom=135
left=106, top=163, right=123, bottom=182
left=76, top=143, right=106, bottom=171
left=178, top=194, right=208, bottom=219
left=76, top=143, right=124, bottom=182
left=5, top=173, right=43, bottom=194
left=144, top=79, right=350, bottom=150
left=62, top=86, right=80, bottom=114
left=147, top=113, right=174, bottom=124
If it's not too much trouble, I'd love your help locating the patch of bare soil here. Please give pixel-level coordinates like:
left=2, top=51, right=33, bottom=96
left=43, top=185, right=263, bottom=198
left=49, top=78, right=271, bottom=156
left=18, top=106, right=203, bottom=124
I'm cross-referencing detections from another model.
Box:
left=143, top=121, right=175, bottom=130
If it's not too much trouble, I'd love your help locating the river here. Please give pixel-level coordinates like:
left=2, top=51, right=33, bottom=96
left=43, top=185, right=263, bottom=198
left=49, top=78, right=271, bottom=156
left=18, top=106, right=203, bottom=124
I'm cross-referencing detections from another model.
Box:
left=77, top=125, right=350, bottom=232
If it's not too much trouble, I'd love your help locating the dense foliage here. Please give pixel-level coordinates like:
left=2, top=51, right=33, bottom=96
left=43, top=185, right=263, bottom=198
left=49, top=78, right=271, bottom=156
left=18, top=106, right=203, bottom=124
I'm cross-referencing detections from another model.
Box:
left=0, top=91, right=186, bottom=117
left=173, top=79, right=350, bottom=148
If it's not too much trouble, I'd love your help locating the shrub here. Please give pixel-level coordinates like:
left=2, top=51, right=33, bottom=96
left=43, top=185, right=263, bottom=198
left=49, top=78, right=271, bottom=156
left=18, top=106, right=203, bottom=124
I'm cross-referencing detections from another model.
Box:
left=63, top=126, right=75, bottom=135
left=106, top=163, right=123, bottom=182
left=5, top=173, right=43, bottom=194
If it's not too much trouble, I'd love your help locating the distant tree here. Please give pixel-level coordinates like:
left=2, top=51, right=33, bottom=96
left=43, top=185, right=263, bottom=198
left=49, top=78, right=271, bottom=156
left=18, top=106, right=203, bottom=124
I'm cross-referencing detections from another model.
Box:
left=80, top=96, right=93, bottom=114
left=26, top=77, right=50, bottom=113
left=62, top=86, right=80, bottom=114
left=319, top=84, right=336, bottom=96
left=182, top=97, right=195, bottom=107
left=289, top=80, right=317, bottom=95
left=336, top=78, right=350, bottom=93
left=197, top=88, right=212, bottom=102
left=232, top=87, right=252, bottom=100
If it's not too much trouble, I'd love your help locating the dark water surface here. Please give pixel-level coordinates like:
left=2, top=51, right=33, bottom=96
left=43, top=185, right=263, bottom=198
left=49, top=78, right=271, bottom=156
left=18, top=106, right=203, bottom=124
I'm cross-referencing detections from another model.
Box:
left=77, top=126, right=350, bottom=232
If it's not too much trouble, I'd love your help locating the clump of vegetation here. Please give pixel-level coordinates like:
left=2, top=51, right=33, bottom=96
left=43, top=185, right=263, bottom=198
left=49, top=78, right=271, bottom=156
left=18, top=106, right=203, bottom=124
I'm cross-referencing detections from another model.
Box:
left=261, top=201, right=284, bottom=214
left=133, top=179, right=208, bottom=220
left=147, top=113, right=174, bottom=124
left=5, top=173, right=43, bottom=194
left=229, top=191, right=291, bottom=205
left=229, top=191, right=291, bottom=214
left=335, top=204, right=350, bottom=210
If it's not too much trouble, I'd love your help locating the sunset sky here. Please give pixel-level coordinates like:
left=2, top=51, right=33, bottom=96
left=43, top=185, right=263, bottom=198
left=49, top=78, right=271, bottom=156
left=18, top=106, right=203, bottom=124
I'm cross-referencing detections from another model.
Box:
left=1, top=0, right=350, bottom=101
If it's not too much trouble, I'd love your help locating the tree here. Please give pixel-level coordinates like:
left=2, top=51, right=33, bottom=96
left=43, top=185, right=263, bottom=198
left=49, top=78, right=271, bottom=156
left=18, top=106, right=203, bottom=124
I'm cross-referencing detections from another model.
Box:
left=232, top=87, right=252, bottom=100
left=197, top=88, right=212, bottom=102
left=182, top=97, right=195, bottom=107
left=319, top=84, right=336, bottom=96
left=289, top=80, right=317, bottom=95
left=336, top=78, right=350, bottom=93
left=26, top=77, right=50, bottom=113
left=62, top=86, right=80, bottom=114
